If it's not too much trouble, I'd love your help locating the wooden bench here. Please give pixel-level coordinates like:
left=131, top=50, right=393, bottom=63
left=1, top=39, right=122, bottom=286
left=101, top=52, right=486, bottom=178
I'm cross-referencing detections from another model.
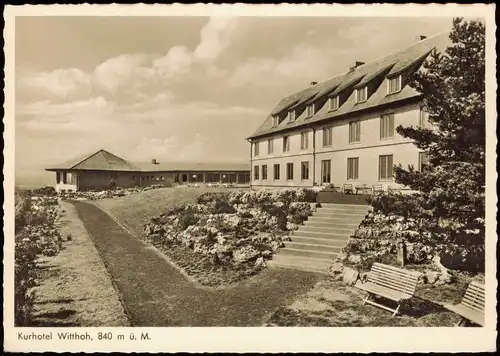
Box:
left=354, top=263, right=420, bottom=317
left=342, top=183, right=354, bottom=195
left=372, top=184, right=385, bottom=194
left=445, top=281, right=485, bottom=326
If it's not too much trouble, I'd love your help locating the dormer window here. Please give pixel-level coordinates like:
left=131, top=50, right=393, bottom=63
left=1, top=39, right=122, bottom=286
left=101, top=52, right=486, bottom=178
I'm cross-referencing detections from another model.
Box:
left=329, top=96, right=339, bottom=111
left=306, top=104, right=315, bottom=118
left=272, top=115, right=279, bottom=127
left=287, top=110, right=296, bottom=122
left=355, top=86, right=368, bottom=103
left=388, top=75, right=402, bottom=94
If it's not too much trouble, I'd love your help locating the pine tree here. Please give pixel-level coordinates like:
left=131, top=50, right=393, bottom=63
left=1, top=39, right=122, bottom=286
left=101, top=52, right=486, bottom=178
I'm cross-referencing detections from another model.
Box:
left=389, top=18, right=485, bottom=268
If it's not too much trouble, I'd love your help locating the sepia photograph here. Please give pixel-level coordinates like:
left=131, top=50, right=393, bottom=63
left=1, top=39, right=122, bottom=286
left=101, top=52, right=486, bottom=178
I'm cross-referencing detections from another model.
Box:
left=3, top=3, right=497, bottom=353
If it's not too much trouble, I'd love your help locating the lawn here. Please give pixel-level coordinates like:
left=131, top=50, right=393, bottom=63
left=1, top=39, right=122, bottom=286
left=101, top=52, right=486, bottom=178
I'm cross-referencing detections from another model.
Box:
left=94, top=186, right=241, bottom=236
left=264, top=279, right=466, bottom=327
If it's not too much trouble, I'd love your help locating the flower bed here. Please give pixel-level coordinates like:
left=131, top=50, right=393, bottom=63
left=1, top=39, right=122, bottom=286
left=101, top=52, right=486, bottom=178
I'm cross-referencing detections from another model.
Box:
left=143, top=189, right=319, bottom=285
left=15, top=193, right=64, bottom=325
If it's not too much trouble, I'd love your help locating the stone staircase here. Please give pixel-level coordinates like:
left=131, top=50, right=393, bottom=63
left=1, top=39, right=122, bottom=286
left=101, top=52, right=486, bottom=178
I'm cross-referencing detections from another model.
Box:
left=268, top=203, right=371, bottom=274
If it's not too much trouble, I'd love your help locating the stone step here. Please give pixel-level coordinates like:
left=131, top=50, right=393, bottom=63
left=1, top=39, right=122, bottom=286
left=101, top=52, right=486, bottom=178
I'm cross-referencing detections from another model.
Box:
left=320, top=203, right=371, bottom=209
left=304, top=220, right=360, bottom=229
left=278, top=247, right=338, bottom=259
left=290, top=235, right=347, bottom=247
left=318, top=206, right=371, bottom=214
left=292, top=230, right=351, bottom=240
left=267, top=260, right=329, bottom=274
left=307, top=216, right=364, bottom=224
left=269, top=254, right=333, bottom=269
left=300, top=225, right=353, bottom=234
left=284, top=241, right=343, bottom=253
left=313, top=211, right=368, bottom=218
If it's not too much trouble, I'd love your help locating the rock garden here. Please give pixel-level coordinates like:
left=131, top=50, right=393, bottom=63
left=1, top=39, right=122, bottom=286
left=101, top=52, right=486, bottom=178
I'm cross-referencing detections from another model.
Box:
left=49, top=184, right=165, bottom=201
left=143, top=189, right=319, bottom=286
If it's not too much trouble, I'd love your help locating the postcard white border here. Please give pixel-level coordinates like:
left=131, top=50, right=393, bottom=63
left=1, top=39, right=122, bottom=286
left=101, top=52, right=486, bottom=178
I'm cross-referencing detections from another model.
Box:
left=3, top=3, right=497, bottom=353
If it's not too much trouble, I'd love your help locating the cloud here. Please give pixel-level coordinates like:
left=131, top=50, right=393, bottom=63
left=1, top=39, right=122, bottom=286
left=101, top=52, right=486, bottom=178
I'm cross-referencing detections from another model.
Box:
left=17, top=68, right=91, bottom=101
left=93, top=53, right=154, bottom=93
left=194, top=17, right=237, bottom=61
left=227, top=44, right=344, bottom=89
left=17, top=16, right=239, bottom=105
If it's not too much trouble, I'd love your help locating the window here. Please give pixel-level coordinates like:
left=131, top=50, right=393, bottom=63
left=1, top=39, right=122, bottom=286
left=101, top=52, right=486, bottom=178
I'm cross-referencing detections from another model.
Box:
left=418, top=152, right=430, bottom=172
left=287, top=110, right=296, bottom=122
left=62, top=172, right=67, bottom=184
left=174, top=175, right=180, bottom=183
left=379, top=155, right=394, bottom=180
left=356, top=86, right=368, bottom=103
left=56, top=172, right=61, bottom=184
left=322, top=127, right=332, bottom=146
left=254, top=165, right=259, bottom=180
left=272, top=115, right=279, bottom=127
left=388, top=75, right=402, bottom=94
left=286, top=163, right=294, bottom=180
left=347, top=157, right=359, bottom=180
left=349, top=121, right=361, bottom=143
left=283, top=136, right=290, bottom=152
left=321, top=160, right=331, bottom=184
left=254, top=142, right=259, bottom=156
left=301, top=161, right=309, bottom=180
left=306, top=104, right=315, bottom=117
left=262, top=165, right=268, bottom=180
left=329, top=96, right=339, bottom=111
left=419, top=107, right=429, bottom=128
left=268, top=139, right=274, bottom=154
left=380, top=113, right=395, bottom=139
left=300, top=132, right=309, bottom=150
left=273, top=164, right=280, bottom=180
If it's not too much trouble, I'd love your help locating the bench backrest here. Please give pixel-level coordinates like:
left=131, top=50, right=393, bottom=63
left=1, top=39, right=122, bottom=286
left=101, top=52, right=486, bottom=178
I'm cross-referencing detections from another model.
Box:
left=367, top=263, right=420, bottom=297
left=343, top=184, right=353, bottom=190
left=372, top=184, right=384, bottom=192
left=462, top=281, right=485, bottom=312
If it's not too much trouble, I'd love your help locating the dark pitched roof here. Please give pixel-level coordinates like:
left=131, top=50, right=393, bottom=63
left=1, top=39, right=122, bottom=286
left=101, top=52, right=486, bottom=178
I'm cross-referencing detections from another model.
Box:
left=46, top=150, right=250, bottom=173
left=248, top=31, right=451, bottom=140
left=46, top=149, right=142, bottom=172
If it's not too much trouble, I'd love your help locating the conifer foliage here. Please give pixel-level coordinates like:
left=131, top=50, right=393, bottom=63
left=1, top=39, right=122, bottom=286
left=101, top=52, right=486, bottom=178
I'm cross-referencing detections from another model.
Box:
left=382, top=18, right=485, bottom=270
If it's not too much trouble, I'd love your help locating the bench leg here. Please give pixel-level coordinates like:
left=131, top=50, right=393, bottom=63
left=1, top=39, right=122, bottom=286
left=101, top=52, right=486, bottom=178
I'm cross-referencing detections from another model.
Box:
left=391, top=303, right=401, bottom=318
left=456, top=318, right=467, bottom=327
left=362, top=293, right=371, bottom=305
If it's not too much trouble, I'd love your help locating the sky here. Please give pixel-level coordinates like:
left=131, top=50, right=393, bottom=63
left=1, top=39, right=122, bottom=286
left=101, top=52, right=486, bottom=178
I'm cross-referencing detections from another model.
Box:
left=15, top=16, right=454, bottom=187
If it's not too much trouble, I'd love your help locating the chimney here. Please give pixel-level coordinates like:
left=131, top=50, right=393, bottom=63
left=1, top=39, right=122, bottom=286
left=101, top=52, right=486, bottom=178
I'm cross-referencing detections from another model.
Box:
left=349, top=61, right=365, bottom=72
left=310, top=81, right=318, bottom=86
left=151, top=158, right=158, bottom=165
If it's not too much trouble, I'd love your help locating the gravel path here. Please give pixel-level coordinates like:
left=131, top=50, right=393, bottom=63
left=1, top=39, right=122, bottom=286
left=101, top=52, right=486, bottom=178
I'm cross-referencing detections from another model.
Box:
left=32, top=201, right=130, bottom=327
left=72, top=200, right=320, bottom=326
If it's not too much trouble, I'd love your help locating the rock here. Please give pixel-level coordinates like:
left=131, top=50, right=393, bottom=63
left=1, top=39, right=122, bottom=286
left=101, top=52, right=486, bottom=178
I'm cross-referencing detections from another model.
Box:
left=233, top=245, right=260, bottom=263
left=342, top=267, right=359, bottom=286
left=425, top=271, right=440, bottom=284
left=262, top=250, right=273, bottom=257
left=255, top=257, right=266, bottom=268
left=348, top=254, right=362, bottom=264
left=327, top=262, right=344, bottom=279
left=435, top=272, right=452, bottom=286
